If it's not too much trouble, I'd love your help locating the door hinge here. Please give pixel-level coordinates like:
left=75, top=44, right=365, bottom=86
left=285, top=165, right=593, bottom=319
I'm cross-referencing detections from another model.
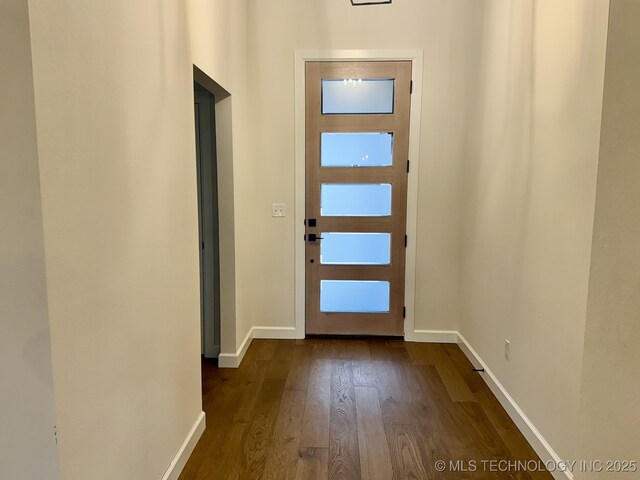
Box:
left=54, top=425, right=57, bottom=445
left=410, top=80, right=413, bottom=94
left=403, top=306, right=406, bottom=318
left=201, top=242, right=205, bottom=250
left=404, top=235, right=408, bottom=247
left=407, top=159, right=410, bottom=173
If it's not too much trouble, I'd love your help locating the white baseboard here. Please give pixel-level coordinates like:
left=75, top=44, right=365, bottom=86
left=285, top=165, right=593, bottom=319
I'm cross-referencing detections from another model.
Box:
left=404, top=329, right=459, bottom=343
left=220, top=327, right=455, bottom=367
left=161, top=411, right=205, bottom=480
left=218, top=327, right=254, bottom=368
left=217, top=326, right=298, bottom=368
left=253, top=326, right=298, bottom=339
left=456, top=333, right=572, bottom=480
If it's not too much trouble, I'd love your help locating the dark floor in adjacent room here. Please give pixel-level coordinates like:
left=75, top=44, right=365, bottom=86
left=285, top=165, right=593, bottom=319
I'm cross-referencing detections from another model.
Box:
left=179, top=338, right=552, bottom=480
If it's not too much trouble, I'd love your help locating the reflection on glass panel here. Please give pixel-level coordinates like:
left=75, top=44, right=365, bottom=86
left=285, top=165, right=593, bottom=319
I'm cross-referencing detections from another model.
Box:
left=321, top=183, right=392, bottom=217
left=322, top=79, right=394, bottom=114
left=321, top=233, right=391, bottom=265
left=320, top=280, right=390, bottom=313
left=321, top=133, right=393, bottom=167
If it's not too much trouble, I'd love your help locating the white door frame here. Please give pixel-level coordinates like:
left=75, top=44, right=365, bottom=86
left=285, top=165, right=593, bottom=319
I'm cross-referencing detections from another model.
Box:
left=294, top=49, right=424, bottom=339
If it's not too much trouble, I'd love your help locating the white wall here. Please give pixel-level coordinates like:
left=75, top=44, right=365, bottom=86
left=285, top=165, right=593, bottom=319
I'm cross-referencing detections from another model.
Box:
left=188, top=0, right=635, bottom=471
left=187, top=0, right=254, bottom=353
left=188, top=0, right=474, bottom=348
left=578, top=1, right=640, bottom=476
left=0, top=1, right=59, bottom=478
left=27, top=1, right=203, bottom=478
left=460, top=0, right=609, bottom=462
left=11, top=1, right=629, bottom=477
left=240, top=0, right=484, bottom=334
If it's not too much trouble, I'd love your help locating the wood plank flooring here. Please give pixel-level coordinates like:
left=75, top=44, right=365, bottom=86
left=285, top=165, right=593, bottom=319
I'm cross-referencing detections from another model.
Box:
left=179, top=339, right=553, bottom=480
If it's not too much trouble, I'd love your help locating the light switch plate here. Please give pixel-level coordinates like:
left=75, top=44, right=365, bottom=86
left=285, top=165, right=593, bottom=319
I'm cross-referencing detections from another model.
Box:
left=272, top=204, right=286, bottom=217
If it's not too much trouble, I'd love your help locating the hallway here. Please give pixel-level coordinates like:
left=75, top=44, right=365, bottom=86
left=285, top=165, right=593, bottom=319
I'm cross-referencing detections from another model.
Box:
left=180, top=339, right=551, bottom=480
left=4, top=0, right=640, bottom=478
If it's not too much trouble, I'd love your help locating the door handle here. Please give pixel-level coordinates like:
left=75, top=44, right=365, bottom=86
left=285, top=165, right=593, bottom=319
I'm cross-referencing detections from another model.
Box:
left=307, top=233, right=324, bottom=242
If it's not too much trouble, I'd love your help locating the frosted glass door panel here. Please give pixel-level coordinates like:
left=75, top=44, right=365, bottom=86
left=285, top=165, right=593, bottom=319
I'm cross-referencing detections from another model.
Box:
left=321, top=233, right=391, bottom=265
left=321, top=133, right=393, bottom=167
left=320, top=280, right=390, bottom=313
left=322, top=79, right=394, bottom=114
left=321, top=183, right=392, bottom=217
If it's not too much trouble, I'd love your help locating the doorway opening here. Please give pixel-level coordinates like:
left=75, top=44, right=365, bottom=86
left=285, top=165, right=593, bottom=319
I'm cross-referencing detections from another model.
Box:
left=194, top=82, right=221, bottom=358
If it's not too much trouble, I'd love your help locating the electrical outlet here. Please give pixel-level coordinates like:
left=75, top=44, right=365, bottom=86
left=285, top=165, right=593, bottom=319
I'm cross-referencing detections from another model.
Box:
left=271, top=204, right=286, bottom=217
left=504, top=339, right=511, bottom=361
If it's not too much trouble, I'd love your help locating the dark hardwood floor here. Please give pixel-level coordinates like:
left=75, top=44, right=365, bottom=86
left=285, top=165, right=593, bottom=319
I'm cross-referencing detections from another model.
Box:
left=179, top=339, right=552, bottom=480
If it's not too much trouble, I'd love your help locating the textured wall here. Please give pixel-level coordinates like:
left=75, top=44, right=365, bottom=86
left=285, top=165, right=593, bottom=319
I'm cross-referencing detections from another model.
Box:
left=578, top=0, right=640, bottom=476
left=0, top=0, right=59, bottom=478
left=28, top=1, right=202, bottom=478
left=240, top=0, right=484, bottom=333
left=459, top=0, right=609, bottom=462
